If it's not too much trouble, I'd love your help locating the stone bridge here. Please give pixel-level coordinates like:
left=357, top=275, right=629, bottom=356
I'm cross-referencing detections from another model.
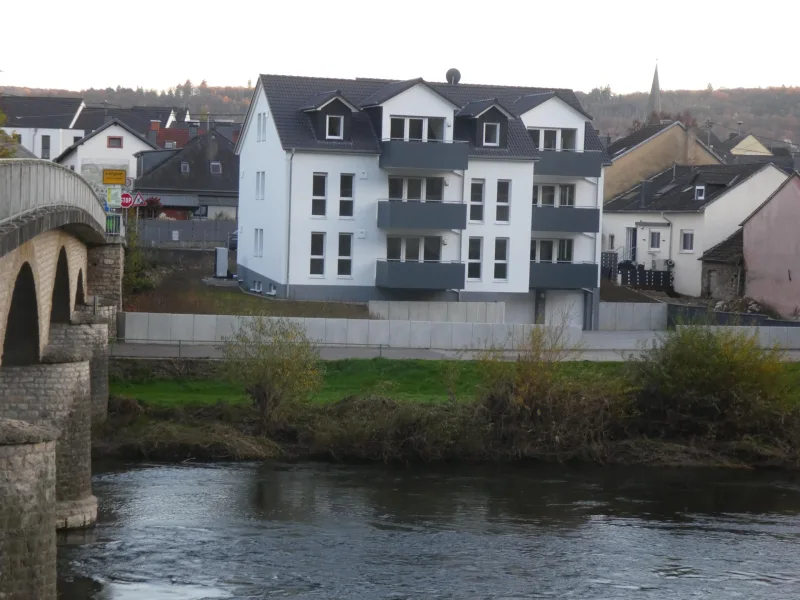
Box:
left=0, top=160, right=124, bottom=598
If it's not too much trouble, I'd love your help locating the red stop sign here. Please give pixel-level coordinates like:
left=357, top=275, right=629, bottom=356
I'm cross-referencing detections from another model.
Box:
left=120, top=193, right=133, bottom=208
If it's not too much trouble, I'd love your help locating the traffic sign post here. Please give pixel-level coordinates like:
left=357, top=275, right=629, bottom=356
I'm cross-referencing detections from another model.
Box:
left=132, top=192, right=146, bottom=207
left=120, top=193, right=133, bottom=208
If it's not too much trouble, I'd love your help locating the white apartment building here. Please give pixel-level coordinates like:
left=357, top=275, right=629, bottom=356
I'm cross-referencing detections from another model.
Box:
left=0, top=95, right=85, bottom=159
left=235, top=72, right=609, bottom=327
left=603, top=163, right=788, bottom=297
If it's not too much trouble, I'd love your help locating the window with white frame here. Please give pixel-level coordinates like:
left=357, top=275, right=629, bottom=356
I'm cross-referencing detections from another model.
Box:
left=532, top=185, right=539, bottom=205
left=253, top=228, right=263, bottom=257
left=483, top=122, right=500, bottom=146
left=165, top=141, right=176, bottom=149
left=386, top=236, right=442, bottom=262
left=388, top=177, right=443, bottom=201
left=469, top=180, right=485, bottom=221
left=339, top=174, right=354, bottom=217
left=695, top=185, right=705, bottom=200
left=681, top=230, right=694, bottom=252
left=312, top=173, right=327, bottom=216
left=529, top=129, right=540, bottom=149
left=540, top=185, right=556, bottom=206
left=467, top=237, right=482, bottom=280
left=388, top=116, right=443, bottom=141
left=326, top=114, right=344, bottom=140
left=255, top=171, right=261, bottom=201
left=561, top=128, right=577, bottom=151
left=649, top=230, right=661, bottom=250
left=180, top=162, right=190, bottom=173
left=107, top=136, right=123, bottom=148
left=496, top=180, right=510, bottom=222
left=559, top=184, right=575, bottom=207
left=259, top=172, right=265, bottom=201
left=494, top=238, right=509, bottom=280
left=257, top=113, right=262, bottom=142
left=310, top=232, right=325, bottom=275
left=260, top=112, right=267, bottom=140
left=338, top=233, right=353, bottom=276
left=543, top=129, right=557, bottom=150
left=210, top=161, right=222, bottom=174
left=557, top=239, right=573, bottom=262
left=608, top=234, right=615, bottom=250
left=530, top=239, right=555, bottom=262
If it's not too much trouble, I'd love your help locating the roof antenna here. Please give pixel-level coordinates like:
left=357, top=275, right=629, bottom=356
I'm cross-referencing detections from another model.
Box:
left=737, top=120, right=743, bottom=135
left=446, top=68, right=461, bottom=85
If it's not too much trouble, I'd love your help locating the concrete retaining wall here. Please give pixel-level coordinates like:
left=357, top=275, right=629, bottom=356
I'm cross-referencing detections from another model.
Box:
left=368, top=301, right=505, bottom=324
left=599, top=302, right=667, bottom=331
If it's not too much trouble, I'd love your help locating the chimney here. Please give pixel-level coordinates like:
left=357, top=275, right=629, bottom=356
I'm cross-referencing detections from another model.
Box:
left=685, top=125, right=697, bottom=164
left=188, top=121, right=199, bottom=139
left=639, top=180, right=650, bottom=208
left=147, top=120, right=160, bottom=144
left=150, top=119, right=160, bottom=132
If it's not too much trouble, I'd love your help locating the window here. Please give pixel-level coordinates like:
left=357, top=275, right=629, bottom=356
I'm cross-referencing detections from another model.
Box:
left=326, top=115, right=344, bottom=140
left=681, top=230, right=694, bottom=252
left=483, top=122, right=500, bottom=146
left=470, top=180, right=484, bottom=221
left=69, top=165, right=74, bottom=171
left=73, top=135, right=81, bottom=144
left=387, top=236, right=402, bottom=260
left=557, top=239, right=573, bottom=262
left=338, top=233, right=352, bottom=276
left=390, top=118, right=405, bottom=140
left=253, top=228, right=264, bottom=257
left=540, top=240, right=554, bottom=262
left=467, top=237, right=482, bottom=280
left=257, top=113, right=262, bottom=142
left=107, top=136, right=123, bottom=148
left=529, top=129, right=540, bottom=149
left=543, top=130, right=557, bottom=150
left=310, top=233, right=325, bottom=275
left=165, top=141, right=176, bottom=149
left=386, top=236, right=441, bottom=262
left=407, top=178, right=423, bottom=200
left=339, top=174, right=354, bottom=217
left=261, top=113, right=267, bottom=140
left=388, top=177, right=404, bottom=199
left=496, top=180, right=510, bottom=222
left=494, top=238, right=509, bottom=280
left=389, top=116, right=443, bottom=142
left=425, top=178, right=443, bottom=201
left=559, top=184, right=575, bottom=207
left=406, top=237, right=421, bottom=261
left=532, top=185, right=539, bottom=205
left=388, top=177, right=443, bottom=201
left=41, top=135, right=50, bottom=159
left=210, top=161, right=222, bottom=174
left=608, top=234, right=615, bottom=250
left=561, top=128, right=577, bottom=151
left=530, top=239, right=537, bottom=261
left=312, top=173, right=327, bottom=216
left=255, top=171, right=265, bottom=201
left=423, top=236, right=441, bottom=262
left=408, top=118, right=424, bottom=140
left=540, top=185, right=556, bottom=207
left=649, top=230, right=661, bottom=250
left=181, top=162, right=190, bottom=173
left=428, top=118, right=445, bottom=141
left=695, top=186, right=706, bottom=200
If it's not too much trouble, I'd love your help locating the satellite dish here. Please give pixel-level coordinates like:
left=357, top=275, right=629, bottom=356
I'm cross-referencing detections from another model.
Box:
left=445, top=68, right=461, bottom=85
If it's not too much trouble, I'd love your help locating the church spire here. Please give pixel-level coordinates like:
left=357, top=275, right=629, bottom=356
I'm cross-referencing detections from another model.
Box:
left=646, top=63, right=662, bottom=121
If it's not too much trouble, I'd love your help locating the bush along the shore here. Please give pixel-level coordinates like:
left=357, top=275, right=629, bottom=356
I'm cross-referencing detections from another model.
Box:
left=98, top=317, right=800, bottom=467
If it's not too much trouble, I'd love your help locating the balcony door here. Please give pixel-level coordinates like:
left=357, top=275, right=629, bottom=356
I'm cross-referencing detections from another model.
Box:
left=386, top=236, right=442, bottom=262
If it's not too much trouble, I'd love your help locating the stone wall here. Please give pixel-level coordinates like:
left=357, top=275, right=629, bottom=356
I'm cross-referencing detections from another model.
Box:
left=701, top=262, right=741, bottom=300
left=74, top=300, right=118, bottom=341
left=0, top=362, right=96, bottom=529
left=0, top=418, right=58, bottom=600
left=87, top=242, right=124, bottom=308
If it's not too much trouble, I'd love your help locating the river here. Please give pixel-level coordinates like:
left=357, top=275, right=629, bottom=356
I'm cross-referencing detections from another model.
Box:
left=57, top=462, right=800, bottom=599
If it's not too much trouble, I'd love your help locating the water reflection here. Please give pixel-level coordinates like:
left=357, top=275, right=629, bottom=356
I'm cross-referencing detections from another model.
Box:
left=58, top=462, right=800, bottom=599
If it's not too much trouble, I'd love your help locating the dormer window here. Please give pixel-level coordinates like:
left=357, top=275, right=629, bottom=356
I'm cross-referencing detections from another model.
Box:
left=695, top=185, right=706, bottom=200
left=483, top=123, right=500, bottom=147
left=181, top=162, right=190, bottom=173
left=210, top=161, right=222, bottom=174
left=326, top=115, right=344, bottom=140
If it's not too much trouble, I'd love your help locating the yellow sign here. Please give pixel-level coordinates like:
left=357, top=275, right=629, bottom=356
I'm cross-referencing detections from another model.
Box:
left=102, top=169, right=127, bottom=185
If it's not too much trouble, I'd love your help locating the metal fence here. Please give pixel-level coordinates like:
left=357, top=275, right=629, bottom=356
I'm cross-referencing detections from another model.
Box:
left=620, top=267, right=673, bottom=291
left=135, top=219, right=236, bottom=248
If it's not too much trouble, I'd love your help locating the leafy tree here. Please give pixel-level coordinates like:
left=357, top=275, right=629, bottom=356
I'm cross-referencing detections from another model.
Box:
left=0, top=110, right=19, bottom=158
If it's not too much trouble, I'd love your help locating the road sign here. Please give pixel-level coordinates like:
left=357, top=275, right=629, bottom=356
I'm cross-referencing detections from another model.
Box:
left=107, top=186, right=122, bottom=208
left=102, top=169, right=126, bottom=185
left=120, top=193, right=133, bottom=208
left=133, top=192, right=147, bottom=207
left=125, top=177, right=134, bottom=189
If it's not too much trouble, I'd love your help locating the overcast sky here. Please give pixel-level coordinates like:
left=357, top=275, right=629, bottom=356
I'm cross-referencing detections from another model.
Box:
left=4, top=0, right=799, bottom=94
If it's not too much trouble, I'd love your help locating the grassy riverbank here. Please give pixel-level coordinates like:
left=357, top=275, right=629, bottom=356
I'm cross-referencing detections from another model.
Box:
left=98, top=354, right=800, bottom=468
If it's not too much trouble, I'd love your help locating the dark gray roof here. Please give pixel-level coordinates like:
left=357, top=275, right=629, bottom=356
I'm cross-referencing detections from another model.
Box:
left=606, top=122, right=675, bottom=158
left=605, top=163, right=769, bottom=213
left=134, top=129, right=238, bottom=195
left=258, top=74, right=602, bottom=161
left=53, top=118, right=157, bottom=163
left=0, top=95, right=83, bottom=129
left=455, top=98, right=512, bottom=118
left=300, top=90, right=357, bottom=112
left=74, top=106, right=173, bottom=135
left=699, top=229, right=743, bottom=264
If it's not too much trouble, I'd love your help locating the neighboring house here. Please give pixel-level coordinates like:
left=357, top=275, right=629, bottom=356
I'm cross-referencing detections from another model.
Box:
left=740, top=173, right=800, bottom=317
left=0, top=95, right=85, bottom=159
left=156, top=120, right=241, bottom=149
left=698, top=229, right=743, bottom=300
left=603, top=121, right=722, bottom=201
left=134, top=129, right=239, bottom=220
left=235, top=72, right=609, bottom=328
left=0, top=138, right=37, bottom=158
left=53, top=118, right=157, bottom=201
left=603, top=163, right=788, bottom=297
left=73, top=105, right=175, bottom=137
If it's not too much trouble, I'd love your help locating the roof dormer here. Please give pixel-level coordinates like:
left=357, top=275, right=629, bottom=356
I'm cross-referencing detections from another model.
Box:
left=302, top=90, right=359, bottom=142
left=455, top=99, right=514, bottom=149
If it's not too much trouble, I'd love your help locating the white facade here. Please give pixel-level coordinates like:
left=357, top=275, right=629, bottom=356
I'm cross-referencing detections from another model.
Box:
left=603, top=165, right=788, bottom=296
left=237, top=79, right=605, bottom=326
left=2, top=126, right=85, bottom=160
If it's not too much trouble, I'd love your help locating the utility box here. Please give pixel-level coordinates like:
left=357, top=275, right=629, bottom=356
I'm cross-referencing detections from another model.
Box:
left=215, top=247, right=228, bottom=278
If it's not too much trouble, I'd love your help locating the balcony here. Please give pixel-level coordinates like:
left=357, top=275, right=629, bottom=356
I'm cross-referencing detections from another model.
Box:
left=529, top=261, right=598, bottom=289
left=377, top=200, right=467, bottom=230
left=376, top=260, right=465, bottom=290
left=531, top=206, right=600, bottom=233
left=535, top=150, right=605, bottom=177
left=379, top=140, right=469, bottom=171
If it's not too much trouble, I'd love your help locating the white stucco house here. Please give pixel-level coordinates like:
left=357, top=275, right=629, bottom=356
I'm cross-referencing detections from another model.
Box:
left=235, top=72, right=610, bottom=327
left=0, top=95, right=86, bottom=159
left=603, top=163, right=788, bottom=297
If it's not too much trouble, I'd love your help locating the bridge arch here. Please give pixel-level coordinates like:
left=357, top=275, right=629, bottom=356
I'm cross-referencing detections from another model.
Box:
left=51, top=247, right=71, bottom=324
left=2, top=263, right=40, bottom=365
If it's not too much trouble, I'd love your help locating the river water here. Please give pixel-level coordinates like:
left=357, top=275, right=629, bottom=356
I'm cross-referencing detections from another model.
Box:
left=57, top=462, right=800, bottom=599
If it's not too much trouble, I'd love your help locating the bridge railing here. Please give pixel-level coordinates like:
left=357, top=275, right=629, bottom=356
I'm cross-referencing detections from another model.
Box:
left=0, top=159, right=107, bottom=230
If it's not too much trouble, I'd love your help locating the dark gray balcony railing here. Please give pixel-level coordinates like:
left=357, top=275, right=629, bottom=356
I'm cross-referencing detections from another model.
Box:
left=377, top=200, right=467, bottom=230
left=531, top=205, right=600, bottom=233
left=535, top=150, right=605, bottom=177
left=376, top=260, right=466, bottom=290
left=379, top=139, right=469, bottom=171
left=529, top=261, right=598, bottom=289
